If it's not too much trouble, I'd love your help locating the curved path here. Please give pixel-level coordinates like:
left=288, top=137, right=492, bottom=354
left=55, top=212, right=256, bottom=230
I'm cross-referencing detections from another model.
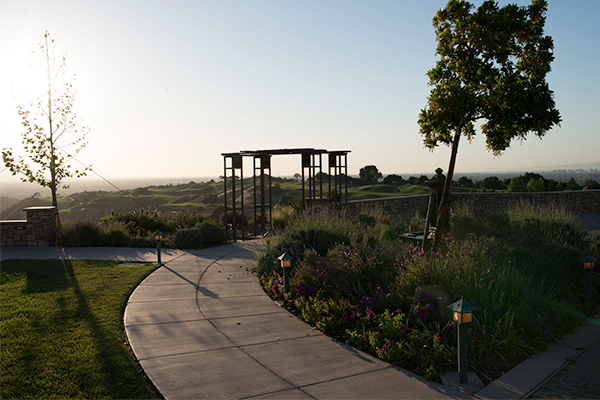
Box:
left=123, top=242, right=467, bottom=399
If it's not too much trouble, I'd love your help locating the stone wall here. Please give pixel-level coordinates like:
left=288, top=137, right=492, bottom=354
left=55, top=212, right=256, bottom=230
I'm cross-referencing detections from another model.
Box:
left=346, top=189, right=600, bottom=222
left=1, top=206, right=57, bottom=247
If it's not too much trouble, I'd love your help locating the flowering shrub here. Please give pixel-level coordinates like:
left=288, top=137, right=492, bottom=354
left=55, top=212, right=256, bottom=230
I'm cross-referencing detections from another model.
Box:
left=260, top=272, right=455, bottom=380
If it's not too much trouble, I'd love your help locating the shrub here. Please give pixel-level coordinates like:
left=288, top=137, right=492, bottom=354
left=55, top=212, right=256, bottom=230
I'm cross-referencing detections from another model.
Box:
left=198, top=221, right=227, bottom=245
left=174, top=228, right=204, bottom=249
left=174, top=221, right=226, bottom=249
left=169, top=210, right=206, bottom=230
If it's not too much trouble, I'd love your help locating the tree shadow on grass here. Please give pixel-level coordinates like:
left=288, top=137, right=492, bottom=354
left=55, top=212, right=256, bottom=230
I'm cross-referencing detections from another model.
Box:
left=22, top=259, right=69, bottom=292
left=7, top=259, right=156, bottom=399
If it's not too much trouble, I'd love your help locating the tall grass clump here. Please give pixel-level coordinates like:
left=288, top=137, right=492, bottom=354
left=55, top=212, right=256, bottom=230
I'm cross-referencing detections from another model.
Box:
left=268, top=205, right=296, bottom=231
left=60, top=220, right=130, bottom=247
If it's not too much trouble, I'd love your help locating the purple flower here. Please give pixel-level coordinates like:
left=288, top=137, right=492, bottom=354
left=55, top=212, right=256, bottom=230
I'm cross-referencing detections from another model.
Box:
left=436, top=331, right=446, bottom=341
left=447, top=321, right=457, bottom=334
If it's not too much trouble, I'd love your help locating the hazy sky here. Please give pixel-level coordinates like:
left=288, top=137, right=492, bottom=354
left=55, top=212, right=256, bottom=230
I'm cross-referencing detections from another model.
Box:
left=1, top=0, right=599, bottom=183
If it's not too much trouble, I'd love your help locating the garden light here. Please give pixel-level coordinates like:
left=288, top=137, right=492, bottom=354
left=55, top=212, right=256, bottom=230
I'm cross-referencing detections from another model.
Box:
left=580, top=254, right=597, bottom=298
left=154, top=230, right=164, bottom=265
left=447, top=298, right=478, bottom=383
left=448, top=298, right=477, bottom=325
left=277, top=252, right=293, bottom=294
left=263, top=231, right=272, bottom=251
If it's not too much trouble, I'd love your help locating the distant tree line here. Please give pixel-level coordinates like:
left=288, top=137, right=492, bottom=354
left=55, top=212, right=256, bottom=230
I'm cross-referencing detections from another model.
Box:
left=357, top=165, right=599, bottom=192
left=219, top=165, right=599, bottom=192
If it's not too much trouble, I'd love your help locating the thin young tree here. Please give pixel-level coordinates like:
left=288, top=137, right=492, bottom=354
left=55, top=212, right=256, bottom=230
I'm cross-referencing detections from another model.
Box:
left=418, top=0, right=561, bottom=247
left=2, top=31, right=89, bottom=241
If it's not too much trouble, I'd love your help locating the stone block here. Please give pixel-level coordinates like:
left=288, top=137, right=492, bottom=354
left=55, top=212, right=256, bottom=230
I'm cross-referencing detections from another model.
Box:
left=414, top=284, right=454, bottom=322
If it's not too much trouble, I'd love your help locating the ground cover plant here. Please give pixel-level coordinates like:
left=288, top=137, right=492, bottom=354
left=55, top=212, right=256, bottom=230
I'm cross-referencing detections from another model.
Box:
left=256, top=204, right=600, bottom=383
left=0, top=259, right=159, bottom=399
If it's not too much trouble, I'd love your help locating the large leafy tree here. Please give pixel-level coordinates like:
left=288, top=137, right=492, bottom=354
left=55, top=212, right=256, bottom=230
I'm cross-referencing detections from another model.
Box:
left=359, top=165, right=383, bottom=185
left=418, top=0, right=561, bottom=246
left=2, top=32, right=89, bottom=240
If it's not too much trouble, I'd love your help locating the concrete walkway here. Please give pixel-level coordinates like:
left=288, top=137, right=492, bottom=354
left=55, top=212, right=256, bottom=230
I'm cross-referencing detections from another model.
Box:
left=1, top=243, right=599, bottom=399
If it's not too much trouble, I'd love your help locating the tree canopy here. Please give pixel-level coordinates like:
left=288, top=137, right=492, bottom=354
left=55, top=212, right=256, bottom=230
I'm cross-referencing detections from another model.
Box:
left=382, top=174, right=405, bottom=185
left=419, top=0, right=561, bottom=154
left=359, top=165, right=382, bottom=185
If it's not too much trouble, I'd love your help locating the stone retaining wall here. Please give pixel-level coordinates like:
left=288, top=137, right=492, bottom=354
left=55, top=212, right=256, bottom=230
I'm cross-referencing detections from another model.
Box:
left=346, top=189, right=600, bottom=222
left=1, top=206, right=57, bottom=247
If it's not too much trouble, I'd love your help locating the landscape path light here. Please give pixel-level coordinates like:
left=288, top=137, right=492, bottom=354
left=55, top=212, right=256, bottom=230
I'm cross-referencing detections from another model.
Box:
left=580, top=254, right=597, bottom=298
left=277, top=252, right=293, bottom=294
left=154, top=230, right=164, bottom=265
left=263, top=231, right=272, bottom=252
left=447, top=298, right=478, bottom=383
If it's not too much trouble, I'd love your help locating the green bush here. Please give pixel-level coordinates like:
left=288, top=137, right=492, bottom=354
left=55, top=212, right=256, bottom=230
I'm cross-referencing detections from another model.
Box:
left=198, top=221, right=227, bottom=245
left=169, top=210, right=207, bottom=230
left=174, top=228, right=204, bottom=249
left=174, top=221, right=226, bottom=248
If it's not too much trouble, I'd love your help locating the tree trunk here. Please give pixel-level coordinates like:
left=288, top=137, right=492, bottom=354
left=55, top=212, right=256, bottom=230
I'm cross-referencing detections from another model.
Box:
left=433, top=128, right=461, bottom=248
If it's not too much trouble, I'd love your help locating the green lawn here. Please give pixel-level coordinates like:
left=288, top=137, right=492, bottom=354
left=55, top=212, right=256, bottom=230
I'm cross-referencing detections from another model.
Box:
left=0, top=259, right=159, bottom=399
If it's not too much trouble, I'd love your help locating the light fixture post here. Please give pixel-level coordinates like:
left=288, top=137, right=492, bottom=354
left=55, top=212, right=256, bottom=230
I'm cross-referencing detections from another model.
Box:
left=580, top=254, right=597, bottom=298
left=447, top=298, right=478, bottom=383
left=263, top=231, right=272, bottom=252
left=154, top=230, right=164, bottom=265
left=277, top=253, right=293, bottom=294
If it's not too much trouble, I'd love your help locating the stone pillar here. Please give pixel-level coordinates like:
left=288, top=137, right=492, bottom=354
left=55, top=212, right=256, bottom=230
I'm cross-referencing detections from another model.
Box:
left=23, top=206, right=57, bottom=247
